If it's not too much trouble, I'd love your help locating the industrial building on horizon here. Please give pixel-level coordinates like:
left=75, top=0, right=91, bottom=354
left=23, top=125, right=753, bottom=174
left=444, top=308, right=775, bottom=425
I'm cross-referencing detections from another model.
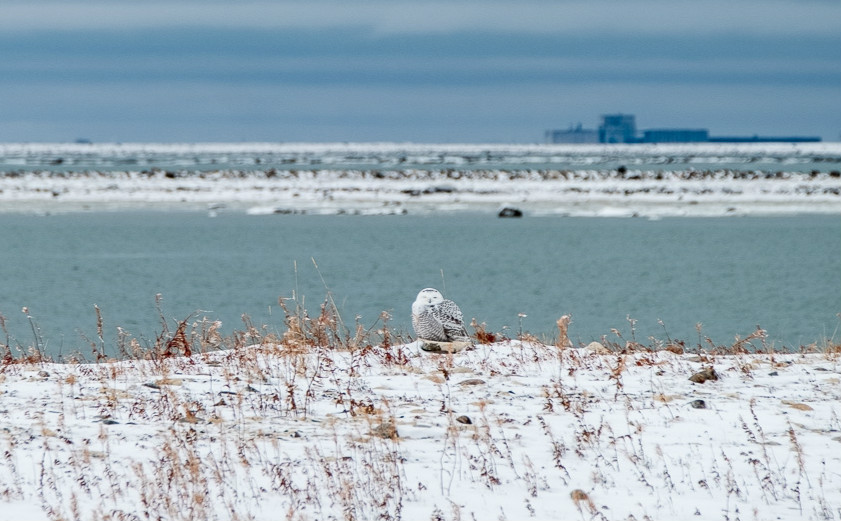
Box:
left=545, top=114, right=822, bottom=144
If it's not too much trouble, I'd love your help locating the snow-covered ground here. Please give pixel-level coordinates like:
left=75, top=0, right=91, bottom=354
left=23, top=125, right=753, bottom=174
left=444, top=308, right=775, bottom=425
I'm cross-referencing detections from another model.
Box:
left=1, top=340, right=839, bottom=520
left=1, top=142, right=839, bottom=217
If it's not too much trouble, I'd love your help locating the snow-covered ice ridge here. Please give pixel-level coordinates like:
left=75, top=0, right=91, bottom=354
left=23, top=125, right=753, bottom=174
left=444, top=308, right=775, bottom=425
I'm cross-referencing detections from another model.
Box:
left=1, top=342, right=839, bottom=520
left=1, top=142, right=839, bottom=216
left=3, top=142, right=841, bottom=170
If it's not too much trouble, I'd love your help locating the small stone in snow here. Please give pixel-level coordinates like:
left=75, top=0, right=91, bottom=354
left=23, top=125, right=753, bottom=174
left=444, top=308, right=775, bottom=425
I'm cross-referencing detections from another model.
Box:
left=456, top=415, right=472, bottom=425
left=782, top=400, right=814, bottom=411
left=37, top=370, right=50, bottom=378
left=689, top=367, right=718, bottom=384
left=584, top=341, right=611, bottom=354
left=689, top=399, right=707, bottom=409
left=371, top=421, right=398, bottom=439
left=570, top=489, right=594, bottom=511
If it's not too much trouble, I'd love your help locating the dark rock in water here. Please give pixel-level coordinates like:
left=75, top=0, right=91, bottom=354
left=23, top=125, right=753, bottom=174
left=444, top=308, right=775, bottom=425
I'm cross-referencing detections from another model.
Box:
left=456, top=415, right=472, bottom=425
left=689, top=399, right=707, bottom=409
left=689, top=367, right=718, bottom=384
left=498, top=207, right=523, bottom=218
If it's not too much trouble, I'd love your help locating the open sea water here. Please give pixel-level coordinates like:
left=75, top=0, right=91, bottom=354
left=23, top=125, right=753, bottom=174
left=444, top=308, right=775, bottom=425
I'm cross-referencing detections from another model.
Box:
left=0, top=212, right=838, bottom=358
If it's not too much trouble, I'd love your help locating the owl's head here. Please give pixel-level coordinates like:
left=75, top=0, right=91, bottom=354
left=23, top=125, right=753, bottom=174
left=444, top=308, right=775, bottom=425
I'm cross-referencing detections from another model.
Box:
left=415, top=288, right=444, bottom=306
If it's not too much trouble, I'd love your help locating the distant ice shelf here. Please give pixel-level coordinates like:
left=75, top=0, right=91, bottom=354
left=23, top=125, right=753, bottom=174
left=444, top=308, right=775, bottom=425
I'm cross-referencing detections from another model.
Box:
left=0, top=142, right=839, bottom=216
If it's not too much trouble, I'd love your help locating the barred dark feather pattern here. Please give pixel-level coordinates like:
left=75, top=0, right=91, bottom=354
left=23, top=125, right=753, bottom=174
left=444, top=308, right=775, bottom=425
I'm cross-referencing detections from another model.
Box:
left=411, top=288, right=470, bottom=342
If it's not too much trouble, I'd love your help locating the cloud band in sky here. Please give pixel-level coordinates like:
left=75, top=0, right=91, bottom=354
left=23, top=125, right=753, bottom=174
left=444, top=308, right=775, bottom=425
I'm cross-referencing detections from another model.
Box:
left=0, top=1, right=838, bottom=142
left=1, top=1, right=839, bottom=36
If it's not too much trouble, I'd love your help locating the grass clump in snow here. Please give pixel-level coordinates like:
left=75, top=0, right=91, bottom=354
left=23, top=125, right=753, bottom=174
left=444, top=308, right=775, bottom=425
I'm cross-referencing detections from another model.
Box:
left=0, top=300, right=840, bottom=521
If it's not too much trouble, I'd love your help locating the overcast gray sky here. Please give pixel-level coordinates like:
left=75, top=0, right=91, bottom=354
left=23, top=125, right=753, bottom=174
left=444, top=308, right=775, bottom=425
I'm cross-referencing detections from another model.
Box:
left=1, top=0, right=838, bottom=143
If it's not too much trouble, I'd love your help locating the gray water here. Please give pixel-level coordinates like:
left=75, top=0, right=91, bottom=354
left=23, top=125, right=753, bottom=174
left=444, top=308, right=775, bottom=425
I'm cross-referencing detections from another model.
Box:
left=0, top=212, right=838, bottom=358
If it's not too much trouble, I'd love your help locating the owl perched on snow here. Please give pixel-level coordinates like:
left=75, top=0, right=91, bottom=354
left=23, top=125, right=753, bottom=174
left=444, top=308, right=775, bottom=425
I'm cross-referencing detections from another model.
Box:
left=411, top=288, right=470, bottom=342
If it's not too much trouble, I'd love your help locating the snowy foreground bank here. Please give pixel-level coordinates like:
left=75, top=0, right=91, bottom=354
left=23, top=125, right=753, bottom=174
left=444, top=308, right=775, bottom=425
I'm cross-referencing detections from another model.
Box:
left=1, top=142, right=840, bottom=217
left=1, top=341, right=840, bottom=520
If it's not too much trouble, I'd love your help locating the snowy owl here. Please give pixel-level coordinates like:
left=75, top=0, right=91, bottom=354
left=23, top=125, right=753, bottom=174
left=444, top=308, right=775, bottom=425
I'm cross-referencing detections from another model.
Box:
left=411, top=288, right=470, bottom=342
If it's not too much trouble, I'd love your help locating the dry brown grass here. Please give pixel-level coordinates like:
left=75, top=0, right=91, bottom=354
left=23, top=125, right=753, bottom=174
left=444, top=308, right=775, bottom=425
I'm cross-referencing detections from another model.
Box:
left=0, top=302, right=839, bottom=520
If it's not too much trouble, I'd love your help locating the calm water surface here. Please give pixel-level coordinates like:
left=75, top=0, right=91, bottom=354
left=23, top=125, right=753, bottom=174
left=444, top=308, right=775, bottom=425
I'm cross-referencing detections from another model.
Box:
left=0, top=212, right=838, bottom=357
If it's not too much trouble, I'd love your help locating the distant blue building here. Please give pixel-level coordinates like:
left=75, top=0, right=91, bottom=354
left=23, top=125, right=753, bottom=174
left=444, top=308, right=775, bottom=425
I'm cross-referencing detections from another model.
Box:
left=545, top=124, right=599, bottom=144
left=598, top=114, right=637, bottom=143
left=708, top=135, right=821, bottom=143
left=642, top=129, right=709, bottom=143
left=545, top=114, right=821, bottom=144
